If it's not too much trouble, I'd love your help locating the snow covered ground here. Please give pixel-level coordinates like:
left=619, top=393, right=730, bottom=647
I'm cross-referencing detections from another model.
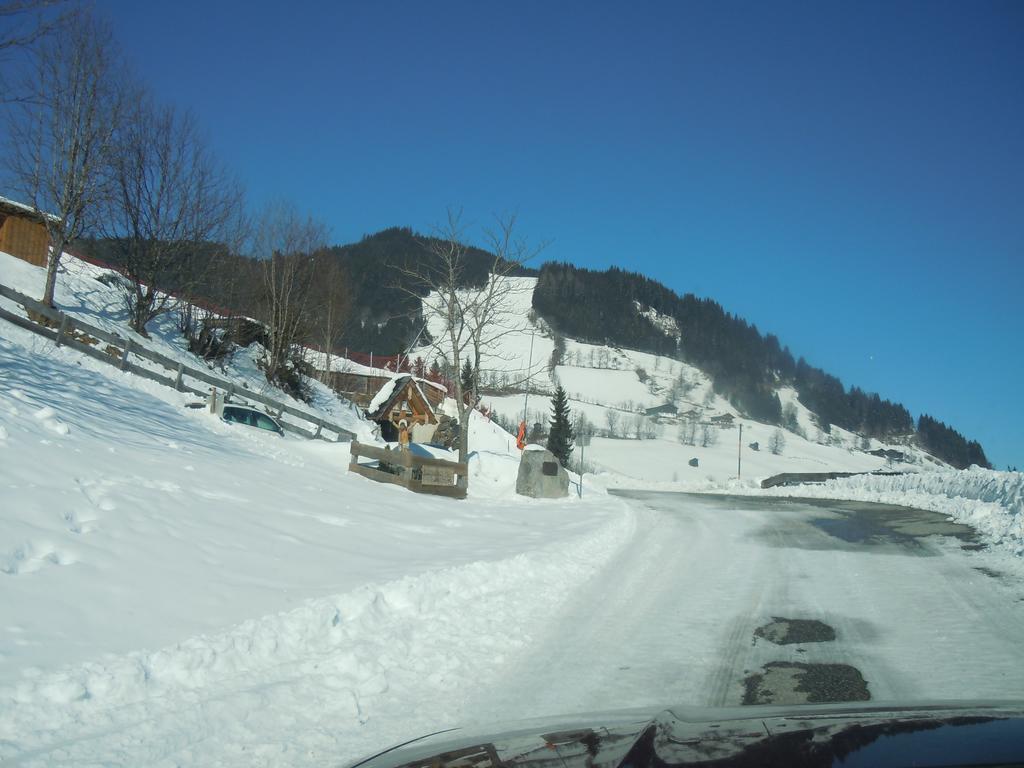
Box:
left=0, top=251, right=634, bottom=764
left=465, top=491, right=1024, bottom=726
left=2, top=251, right=1021, bottom=766
left=418, top=275, right=937, bottom=491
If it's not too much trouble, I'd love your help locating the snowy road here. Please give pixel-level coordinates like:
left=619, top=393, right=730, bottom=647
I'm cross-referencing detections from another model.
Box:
left=466, top=491, right=1024, bottom=725
left=5, top=489, right=1024, bottom=767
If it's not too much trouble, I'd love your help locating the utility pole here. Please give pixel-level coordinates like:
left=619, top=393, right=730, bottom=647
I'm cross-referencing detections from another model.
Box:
left=522, top=329, right=536, bottom=426
left=738, top=422, right=743, bottom=480
left=577, top=431, right=590, bottom=498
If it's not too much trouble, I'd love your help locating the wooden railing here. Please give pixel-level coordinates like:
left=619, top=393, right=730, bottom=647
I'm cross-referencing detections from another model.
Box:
left=348, top=441, right=467, bottom=499
left=0, top=281, right=357, bottom=442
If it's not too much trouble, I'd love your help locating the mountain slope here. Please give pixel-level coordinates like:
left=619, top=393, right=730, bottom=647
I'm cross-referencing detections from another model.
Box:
left=531, top=261, right=987, bottom=468
left=75, top=227, right=988, bottom=468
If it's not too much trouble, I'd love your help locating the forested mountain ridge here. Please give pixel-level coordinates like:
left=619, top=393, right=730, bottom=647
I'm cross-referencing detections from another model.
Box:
left=73, top=230, right=989, bottom=469
left=531, top=262, right=989, bottom=470
left=321, top=227, right=536, bottom=352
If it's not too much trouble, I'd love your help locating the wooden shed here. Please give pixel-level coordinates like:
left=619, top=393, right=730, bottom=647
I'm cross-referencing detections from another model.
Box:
left=324, top=369, right=448, bottom=410
left=0, top=197, right=50, bottom=268
left=365, top=374, right=438, bottom=444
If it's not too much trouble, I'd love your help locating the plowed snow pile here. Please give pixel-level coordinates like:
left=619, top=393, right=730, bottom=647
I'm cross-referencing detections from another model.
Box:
left=0, top=252, right=634, bottom=765
left=755, top=469, right=1024, bottom=555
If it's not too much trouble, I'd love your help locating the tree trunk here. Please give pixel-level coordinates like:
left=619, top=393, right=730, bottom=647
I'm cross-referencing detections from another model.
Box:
left=42, top=236, right=66, bottom=307
left=456, top=411, right=470, bottom=490
left=131, top=289, right=152, bottom=337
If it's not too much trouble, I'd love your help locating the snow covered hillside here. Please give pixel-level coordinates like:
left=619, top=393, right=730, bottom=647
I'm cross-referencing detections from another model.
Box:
left=420, top=275, right=942, bottom=487
left=0, top=250, right=635, bottom=764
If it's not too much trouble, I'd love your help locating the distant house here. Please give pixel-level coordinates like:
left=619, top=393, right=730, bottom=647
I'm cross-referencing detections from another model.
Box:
left=868, top=447, right=906, bottom=462
left=0, top=196, right=51, bottom=268
left=365, top=374, right=438, bottom=443
left=710, top=413, right=735, bottom=426
left=644, top=403, right=678, bottom=418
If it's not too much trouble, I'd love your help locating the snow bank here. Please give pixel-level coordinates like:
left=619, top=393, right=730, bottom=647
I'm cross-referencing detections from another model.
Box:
left=756, top=468, right=1024, bottom=555
left=0, top=498, right=635, bottom=765
left=0, top=255, right=629, bottom=763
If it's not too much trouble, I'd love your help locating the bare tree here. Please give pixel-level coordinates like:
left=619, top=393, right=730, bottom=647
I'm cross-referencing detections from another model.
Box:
left=311, top=253, right=351, bottom=382
left=701, top=423, right=718, bottom=447
left=408, top=209, right=543, bottom=486
left=4, top=8, right=123, bottom=306
left=679, top=415, right=698, bottom=446
left=630, top=413, right=645, bottom=440
left=102, top=92, right=246, bottom=335
left=605, top=409, right=620, bottom=438
left=669, top=371, right=693, bottom=402
left=769, top=428, right=786, bottom=455
left=253, top=201, right=328, bottom=391
left=0, top=1, right=68, bottom=101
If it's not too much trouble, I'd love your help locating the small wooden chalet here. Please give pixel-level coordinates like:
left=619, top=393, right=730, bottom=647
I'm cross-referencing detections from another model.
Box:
left=323, top=370, right=448, bottom=410
left=0, top=196, right=50, bottom=268
left=365, top=374, right=438, bottom=444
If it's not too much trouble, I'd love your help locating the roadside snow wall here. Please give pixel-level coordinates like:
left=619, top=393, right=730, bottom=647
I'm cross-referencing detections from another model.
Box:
left=0, top=501, right=636, bottom=765
left=761, top=467, right=1024, bottom=555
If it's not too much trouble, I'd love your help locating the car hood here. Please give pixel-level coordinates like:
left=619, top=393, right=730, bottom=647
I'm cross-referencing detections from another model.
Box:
left=347, top=700, right=1024, bottom=768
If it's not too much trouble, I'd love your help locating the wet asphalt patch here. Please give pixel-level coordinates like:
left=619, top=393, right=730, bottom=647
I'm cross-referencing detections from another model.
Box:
left=743, top=662, right=871, bottom=705
left=744, top=617, right=871, bottom=705
left=754, top=617, right=836, bottom=645
left=806, top=502, right=978, bottom=550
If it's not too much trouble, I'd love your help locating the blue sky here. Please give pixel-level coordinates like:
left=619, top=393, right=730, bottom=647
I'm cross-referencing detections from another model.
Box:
left=99, top=0, right=1023, bottom=468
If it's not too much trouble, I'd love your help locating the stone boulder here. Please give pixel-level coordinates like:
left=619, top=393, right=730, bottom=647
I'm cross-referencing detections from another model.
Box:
left=516, top=446, right=569, bottom=499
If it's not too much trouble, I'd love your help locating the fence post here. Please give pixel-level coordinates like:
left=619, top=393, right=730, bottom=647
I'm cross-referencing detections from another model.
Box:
left=120, top=338, right=132, bottom=370
left=314, top=419, right=323, bottom=439
left=54, top=314, right=69, bottom=347
left=174, top=363, right=184, bottom=391
left=226, top=383, right=235, bottom=401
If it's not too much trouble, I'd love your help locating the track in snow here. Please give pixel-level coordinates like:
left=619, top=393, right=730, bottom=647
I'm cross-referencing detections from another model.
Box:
left=465, top=492, right=1024, bottom=724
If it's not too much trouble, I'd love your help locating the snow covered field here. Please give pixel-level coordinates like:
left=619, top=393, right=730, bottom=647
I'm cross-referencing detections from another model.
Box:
left=420, top=276, right=937, bottom=491
left=2, top=251, right=1022, bottom=766
left=0, top=252, right=634, bottom=764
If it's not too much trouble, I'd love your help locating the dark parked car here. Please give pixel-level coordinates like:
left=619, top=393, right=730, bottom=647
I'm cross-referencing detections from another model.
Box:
left=220, top=404, right=284, bottom=436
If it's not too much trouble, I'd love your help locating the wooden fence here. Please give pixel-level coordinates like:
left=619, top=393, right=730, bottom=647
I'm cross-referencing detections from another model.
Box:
left=348, top=441, right=467, bottom=499
left=0, top=282, right=356, bottom=442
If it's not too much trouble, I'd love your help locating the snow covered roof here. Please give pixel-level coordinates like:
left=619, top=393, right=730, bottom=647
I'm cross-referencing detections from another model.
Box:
left=366, top=375, right=404, bottom=416
left=417, top=377, right=447, bottom=395
left=365, top=374, right=436, bottom=421
left=0, top=194, right=58, bottom=224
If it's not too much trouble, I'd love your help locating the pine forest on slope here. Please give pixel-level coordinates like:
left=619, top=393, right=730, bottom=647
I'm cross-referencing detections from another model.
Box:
left=73, top=228, right=989, bottom=469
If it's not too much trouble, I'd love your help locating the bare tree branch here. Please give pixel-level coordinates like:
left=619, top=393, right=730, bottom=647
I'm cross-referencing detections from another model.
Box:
left=252, top=201, right=328, bottom=395
left=100, top=87, right=246, bottom=335
left=399, top=209, right=545, bottom=488
left=3, top=7, right=123, bottom=306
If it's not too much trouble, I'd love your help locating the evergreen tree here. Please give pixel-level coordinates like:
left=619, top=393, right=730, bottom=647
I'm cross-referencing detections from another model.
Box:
left=460, top=359, right=474, bottom=399
left=412, top=356, right=426, bottom=378
left=546, top=386, right=574, bottom=467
